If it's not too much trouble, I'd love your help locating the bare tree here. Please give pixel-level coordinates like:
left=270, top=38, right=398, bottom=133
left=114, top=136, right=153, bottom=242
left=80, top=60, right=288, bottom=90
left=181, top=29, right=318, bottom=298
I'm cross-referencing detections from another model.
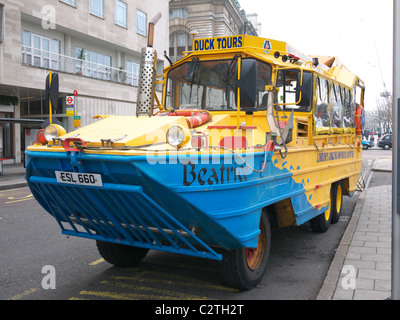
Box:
left=365, top=91, right=392, bottom=134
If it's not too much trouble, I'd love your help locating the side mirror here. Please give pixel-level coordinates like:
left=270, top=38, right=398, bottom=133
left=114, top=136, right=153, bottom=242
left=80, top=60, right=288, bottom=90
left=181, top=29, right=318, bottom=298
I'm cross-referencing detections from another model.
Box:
left=236, top=59, right=257, bottom=110
left=296, top=71, right=313, bottom=107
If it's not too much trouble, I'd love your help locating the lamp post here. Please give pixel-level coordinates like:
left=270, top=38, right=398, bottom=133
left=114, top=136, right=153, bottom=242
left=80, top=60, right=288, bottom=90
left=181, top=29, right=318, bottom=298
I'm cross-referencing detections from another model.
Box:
left=392, top=0, right=400, bottom=300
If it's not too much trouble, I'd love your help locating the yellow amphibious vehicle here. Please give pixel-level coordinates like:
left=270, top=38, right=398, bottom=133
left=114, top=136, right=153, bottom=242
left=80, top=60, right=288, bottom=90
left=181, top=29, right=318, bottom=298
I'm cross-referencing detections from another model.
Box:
left=26, top=23, right=365, bottom=289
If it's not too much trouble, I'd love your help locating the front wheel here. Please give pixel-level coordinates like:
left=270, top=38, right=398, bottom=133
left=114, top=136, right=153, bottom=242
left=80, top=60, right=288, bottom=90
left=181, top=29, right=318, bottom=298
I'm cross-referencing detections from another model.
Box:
left=96, top=240, right=149, bottom=268
left=219, top=213, right=271, bottom=290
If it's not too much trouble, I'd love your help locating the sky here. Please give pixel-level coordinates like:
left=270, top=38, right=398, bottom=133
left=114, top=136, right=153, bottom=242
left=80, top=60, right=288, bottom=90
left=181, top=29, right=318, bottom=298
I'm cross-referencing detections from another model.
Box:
left=240, top=0, right=394, bottom=111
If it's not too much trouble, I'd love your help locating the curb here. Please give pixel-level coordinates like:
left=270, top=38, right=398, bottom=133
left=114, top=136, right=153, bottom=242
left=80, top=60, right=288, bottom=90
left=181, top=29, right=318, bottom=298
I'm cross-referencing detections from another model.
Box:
left=372, top=156, right=392, bottom=172
left=316, top=161, right=375, bottom=300
left=0, top=181, right=28, bottom=191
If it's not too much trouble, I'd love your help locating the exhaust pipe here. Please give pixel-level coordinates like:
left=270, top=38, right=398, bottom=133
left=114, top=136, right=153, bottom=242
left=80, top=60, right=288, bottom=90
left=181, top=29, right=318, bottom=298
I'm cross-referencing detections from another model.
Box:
left=136, top=12, right=162, bottom=117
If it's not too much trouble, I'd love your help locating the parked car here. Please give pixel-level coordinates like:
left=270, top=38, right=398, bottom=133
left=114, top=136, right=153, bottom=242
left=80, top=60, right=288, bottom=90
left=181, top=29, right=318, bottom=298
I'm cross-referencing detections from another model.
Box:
left=361, top=140, right=372, bottom=150
left=378, top=134, right=392, bottom=150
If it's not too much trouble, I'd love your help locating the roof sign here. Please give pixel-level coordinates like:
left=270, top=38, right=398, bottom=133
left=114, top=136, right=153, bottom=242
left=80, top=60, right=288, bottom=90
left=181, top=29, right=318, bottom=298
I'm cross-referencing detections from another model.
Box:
left=193, top=36, right=243, bottom=52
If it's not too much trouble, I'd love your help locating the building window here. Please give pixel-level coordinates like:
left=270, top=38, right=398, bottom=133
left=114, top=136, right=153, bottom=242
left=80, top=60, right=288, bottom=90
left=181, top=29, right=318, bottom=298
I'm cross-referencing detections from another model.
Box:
left=75, top=48, right=111, bottom=80
left=0, top=3, right=4, bottom=43
left=59, top=0, right=77, bottom=7
left=21, top=31, right=60, bottom=70
left=136, top=10, right=147, bottom=36
left=169, top=8, right=188, bottom=19
left=169, top=31, right=192, bottom=62
left=126, top=60, right=140, bottom=86
left=115, top=0, right=127, bottom=28
left=90, top=0, right=104, bottom=18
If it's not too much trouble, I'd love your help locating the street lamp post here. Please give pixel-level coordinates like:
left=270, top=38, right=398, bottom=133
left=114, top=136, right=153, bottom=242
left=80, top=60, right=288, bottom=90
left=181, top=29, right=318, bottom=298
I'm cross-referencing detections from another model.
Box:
left=392, top=0, right=400, bottom=300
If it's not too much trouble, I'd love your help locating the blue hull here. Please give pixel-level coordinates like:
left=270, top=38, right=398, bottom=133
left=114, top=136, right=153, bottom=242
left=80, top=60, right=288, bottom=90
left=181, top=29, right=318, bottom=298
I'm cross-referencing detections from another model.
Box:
left=25, top=149, right=324, bottom=261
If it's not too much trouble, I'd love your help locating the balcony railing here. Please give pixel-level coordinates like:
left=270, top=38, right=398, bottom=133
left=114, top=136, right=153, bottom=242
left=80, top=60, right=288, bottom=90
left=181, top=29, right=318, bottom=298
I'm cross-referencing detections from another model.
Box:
left=21, top=45, right=143, bottom=87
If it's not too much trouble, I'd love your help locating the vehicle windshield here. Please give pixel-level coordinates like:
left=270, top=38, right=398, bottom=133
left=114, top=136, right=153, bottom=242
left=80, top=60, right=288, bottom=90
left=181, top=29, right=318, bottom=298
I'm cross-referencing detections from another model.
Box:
left=165, top=58, right=272, bottom=111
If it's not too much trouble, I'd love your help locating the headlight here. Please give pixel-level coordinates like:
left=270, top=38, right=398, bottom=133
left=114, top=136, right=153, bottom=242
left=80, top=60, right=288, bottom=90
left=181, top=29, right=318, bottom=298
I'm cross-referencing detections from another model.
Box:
left=44, top=124, right=66, bottom=142
left=166, top=125, right=189, bottom=148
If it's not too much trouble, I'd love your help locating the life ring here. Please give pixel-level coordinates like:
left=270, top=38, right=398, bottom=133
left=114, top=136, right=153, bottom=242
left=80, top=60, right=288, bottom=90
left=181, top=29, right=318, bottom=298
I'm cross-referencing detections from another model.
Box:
left=36, top=129, right=46, bottom=144
left=355, top=105, right=365, bottom=135
left=156, top=109, right=211, bottom=128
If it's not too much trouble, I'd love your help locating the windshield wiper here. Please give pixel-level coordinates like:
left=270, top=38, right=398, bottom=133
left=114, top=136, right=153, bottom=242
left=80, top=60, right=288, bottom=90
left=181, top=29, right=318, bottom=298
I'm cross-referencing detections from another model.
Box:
left=224, top=54, right=240, bottom=84
left=189, top=57, right=200, bottom=103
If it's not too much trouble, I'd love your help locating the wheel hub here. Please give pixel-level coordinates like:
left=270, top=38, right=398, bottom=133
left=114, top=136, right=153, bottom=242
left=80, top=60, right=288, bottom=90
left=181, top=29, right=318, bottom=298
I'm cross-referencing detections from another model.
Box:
left=246, top=222, right=266, bottom=271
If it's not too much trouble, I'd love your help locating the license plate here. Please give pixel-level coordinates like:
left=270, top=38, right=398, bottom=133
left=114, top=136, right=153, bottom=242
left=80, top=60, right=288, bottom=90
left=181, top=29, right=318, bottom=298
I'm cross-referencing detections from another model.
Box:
left=55, top=171, right=103, bottom=187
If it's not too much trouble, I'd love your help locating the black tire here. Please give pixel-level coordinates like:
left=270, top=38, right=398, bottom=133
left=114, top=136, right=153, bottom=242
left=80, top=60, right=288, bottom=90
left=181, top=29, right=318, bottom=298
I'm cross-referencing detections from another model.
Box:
left=219, top=212, right=271, bottom=290
left=384, top=144, right=390, bottom=150
left=310, top=187, right=332, bottom=233
left=330, top=181, right=343, bottom=224
left=96, top=240, right=149, bottom=268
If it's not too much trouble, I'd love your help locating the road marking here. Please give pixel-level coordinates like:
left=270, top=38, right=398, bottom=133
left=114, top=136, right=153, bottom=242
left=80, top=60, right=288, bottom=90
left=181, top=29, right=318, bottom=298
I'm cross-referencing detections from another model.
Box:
left=89, top=258, right=105, bottom=266
left=6, top=288, right=37, bottom=300
left=100, top=280, right=209, bottom=300
left=79, top=290, right=180, bottom=300
left=118, top=269, right=239, bottom=292
left=5, top=194, right=33, bottom=204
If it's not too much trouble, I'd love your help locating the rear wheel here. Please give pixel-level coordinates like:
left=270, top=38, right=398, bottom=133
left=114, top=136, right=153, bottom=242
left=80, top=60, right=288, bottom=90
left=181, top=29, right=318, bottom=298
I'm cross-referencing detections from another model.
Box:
left=96, top=240, right=149, bottom=267
left=219, top=213, right=271, bottom=290
left=330, top=181, right=343, bottom=224
left=310, top=186, right=332, bottom=233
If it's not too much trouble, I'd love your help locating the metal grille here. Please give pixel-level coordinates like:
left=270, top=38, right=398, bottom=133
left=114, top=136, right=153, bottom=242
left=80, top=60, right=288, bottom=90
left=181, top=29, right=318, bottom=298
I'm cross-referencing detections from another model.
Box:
left=28, top=175, right=222, bottom=261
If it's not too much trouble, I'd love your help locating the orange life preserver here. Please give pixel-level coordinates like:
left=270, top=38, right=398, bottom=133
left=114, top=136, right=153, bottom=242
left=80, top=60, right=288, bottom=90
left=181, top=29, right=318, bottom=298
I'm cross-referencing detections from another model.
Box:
left=156, top=109, right=211, bottom=129
left=355, top=105, right=365, bottom=135
left=36, top=129, right=46, bottom=144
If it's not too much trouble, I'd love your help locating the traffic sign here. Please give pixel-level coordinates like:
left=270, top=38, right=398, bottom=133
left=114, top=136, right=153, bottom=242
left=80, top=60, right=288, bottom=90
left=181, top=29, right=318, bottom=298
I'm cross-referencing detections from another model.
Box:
left=74, top=115, right=81, bottom=127
left=66, top=96, right=75, bottom=105
left=73, top=90, right=78, bottom=97
left=66, top=106, right=74, bottom=117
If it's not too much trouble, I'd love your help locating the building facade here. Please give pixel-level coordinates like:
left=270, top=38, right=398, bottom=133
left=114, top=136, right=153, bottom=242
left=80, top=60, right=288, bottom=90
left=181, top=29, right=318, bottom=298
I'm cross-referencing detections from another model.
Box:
left=169, top=0, right=260, bottom=62
left=0, top=0, right=169, bottom=164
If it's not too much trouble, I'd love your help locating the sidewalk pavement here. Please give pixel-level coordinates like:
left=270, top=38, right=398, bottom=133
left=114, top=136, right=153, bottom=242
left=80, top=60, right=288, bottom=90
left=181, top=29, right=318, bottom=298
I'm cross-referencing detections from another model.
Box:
left=0, top=158, right=394, bottom=300
left=0, top=162, right=27, bottom=190
left=318, top=156, right=393, bottom=300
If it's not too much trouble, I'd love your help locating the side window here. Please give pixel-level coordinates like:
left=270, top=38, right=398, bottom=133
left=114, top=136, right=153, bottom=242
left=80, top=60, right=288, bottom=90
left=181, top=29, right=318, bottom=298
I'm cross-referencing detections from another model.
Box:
left=356, top=82, right=364, bottom=107
left=330, top=84, right=343, bottom=133
left=351, top=86, right=356, bottom=127
left=275, top=69, right=312, bottom=111
left=343, top=89, right=352, bottom=129
left=276, top=70, right=299, bottom=107
left=314, top=77, right=330, bottom=133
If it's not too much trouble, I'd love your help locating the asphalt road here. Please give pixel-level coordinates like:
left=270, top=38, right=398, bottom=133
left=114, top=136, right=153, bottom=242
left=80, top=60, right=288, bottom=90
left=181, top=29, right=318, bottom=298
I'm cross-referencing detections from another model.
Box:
left=0, top=149, right=385, bottom=301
